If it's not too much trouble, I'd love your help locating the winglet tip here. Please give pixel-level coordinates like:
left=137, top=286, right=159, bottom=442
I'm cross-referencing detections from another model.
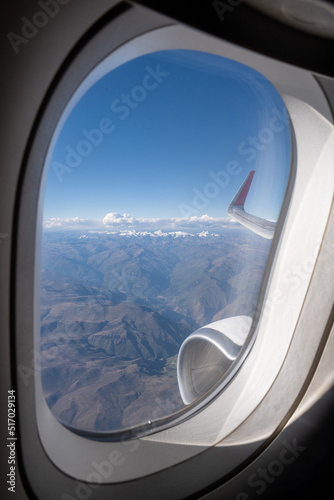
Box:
left=233, top=171, right=255, bottom=207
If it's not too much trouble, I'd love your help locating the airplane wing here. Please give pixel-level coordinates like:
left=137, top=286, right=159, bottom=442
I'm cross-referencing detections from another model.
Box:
left=227, top=171, right=276, bottom=239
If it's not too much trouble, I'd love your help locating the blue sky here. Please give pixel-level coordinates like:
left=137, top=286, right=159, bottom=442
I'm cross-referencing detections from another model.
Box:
left=43, top=49, right=292, bottom=227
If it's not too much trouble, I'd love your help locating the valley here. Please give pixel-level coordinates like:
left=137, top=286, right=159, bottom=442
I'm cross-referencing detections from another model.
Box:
left=40, top=228, right=271, bottom=433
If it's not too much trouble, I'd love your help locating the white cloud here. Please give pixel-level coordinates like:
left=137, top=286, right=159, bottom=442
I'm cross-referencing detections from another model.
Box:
left=102, top=213, right=134, bottom=225
left=189, top=214, right=216, bottom=223
left=102, top=212, right=163, bottom=227
left=43, top=217, right=93, bottom=229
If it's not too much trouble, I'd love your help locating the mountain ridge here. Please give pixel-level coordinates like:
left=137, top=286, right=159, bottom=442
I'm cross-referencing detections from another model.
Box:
left=40, top=229, right=271, bottom=432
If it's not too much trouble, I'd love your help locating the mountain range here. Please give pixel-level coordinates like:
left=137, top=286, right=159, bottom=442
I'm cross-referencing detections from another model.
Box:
left=40, top=229, right=271, bottom=433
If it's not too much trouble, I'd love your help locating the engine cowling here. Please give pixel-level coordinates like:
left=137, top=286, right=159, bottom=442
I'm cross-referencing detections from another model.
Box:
left=177, top=315, right=252, bottom=405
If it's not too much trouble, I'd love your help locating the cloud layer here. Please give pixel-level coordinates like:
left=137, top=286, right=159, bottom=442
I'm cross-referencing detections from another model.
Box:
left=43, top=213, right=238, bottom=233
left=43, top=217, right=87, bottom=229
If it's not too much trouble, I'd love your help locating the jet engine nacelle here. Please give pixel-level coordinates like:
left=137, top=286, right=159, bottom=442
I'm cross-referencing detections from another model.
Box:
left=177, top=315, right=252, bottom=405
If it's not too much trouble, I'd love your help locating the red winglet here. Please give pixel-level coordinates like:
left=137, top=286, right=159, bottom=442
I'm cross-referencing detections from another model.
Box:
left=234, top=171, right=255, bottom=206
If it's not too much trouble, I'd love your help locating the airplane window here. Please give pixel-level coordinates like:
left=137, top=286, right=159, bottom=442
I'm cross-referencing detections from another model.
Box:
left=39, top=49, right=292, bottom=437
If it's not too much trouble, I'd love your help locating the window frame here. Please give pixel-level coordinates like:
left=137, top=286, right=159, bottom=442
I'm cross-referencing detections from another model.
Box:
left=13, top=5, right=334, bottom=496
left=39, top=46, right=294, bottom=441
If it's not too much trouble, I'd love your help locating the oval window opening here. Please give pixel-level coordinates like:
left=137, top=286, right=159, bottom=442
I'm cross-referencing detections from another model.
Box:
left=39, top=49, right=292, bottom=437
